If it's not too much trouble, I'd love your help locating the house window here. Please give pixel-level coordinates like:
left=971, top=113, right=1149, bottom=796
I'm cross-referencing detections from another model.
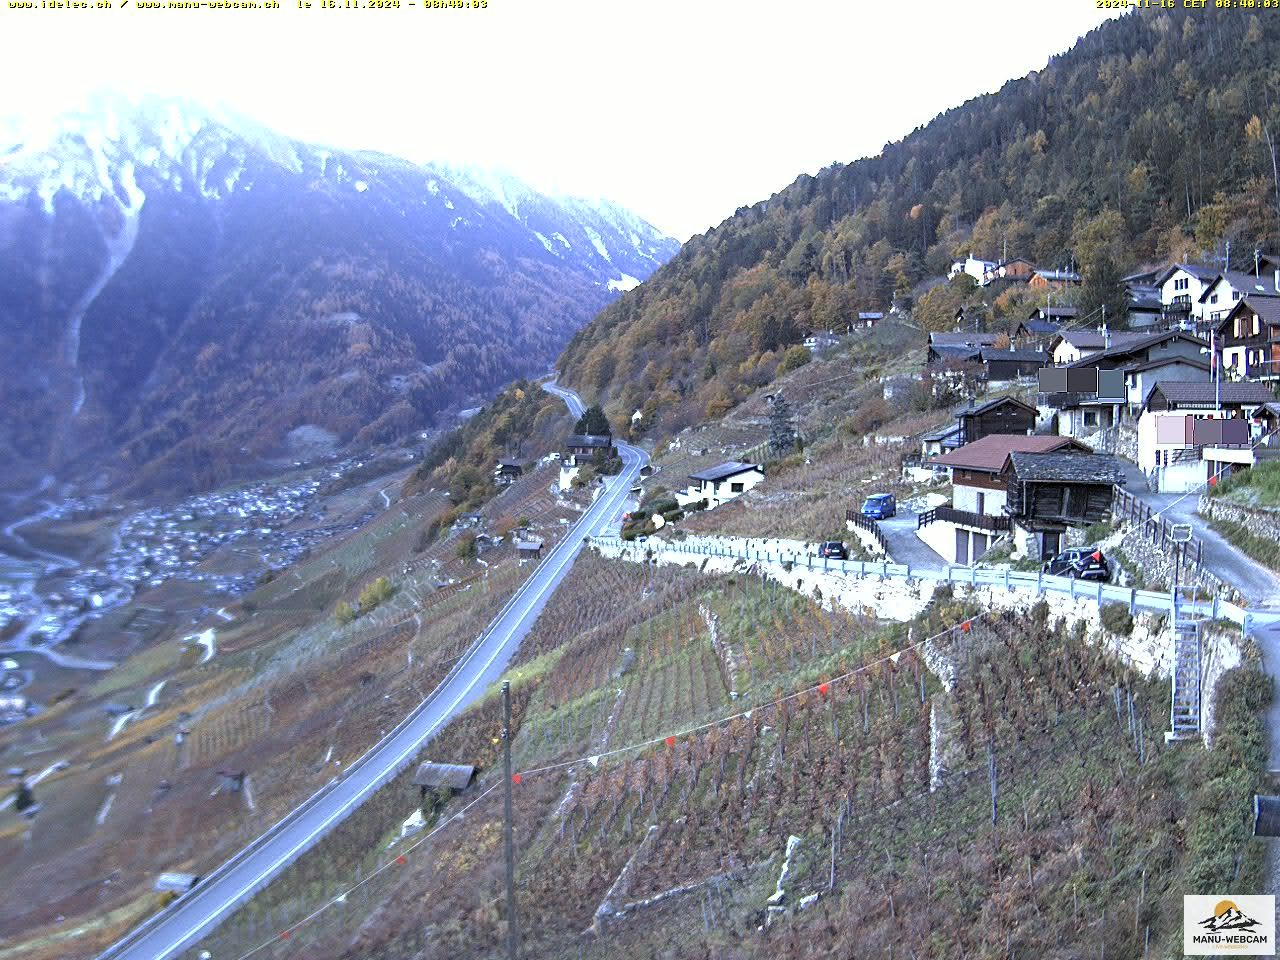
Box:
left=1211, top=293, right=1219, bottom=304
left=975, top=492, right=986, bottom=515
left=1084, top=411, right=1099, bottom=427
left=1234, top=291, right=1242, bottom=300
left=1254, top=315, right=1261, bottom=336
left=730, top=482, right=745, bottom=493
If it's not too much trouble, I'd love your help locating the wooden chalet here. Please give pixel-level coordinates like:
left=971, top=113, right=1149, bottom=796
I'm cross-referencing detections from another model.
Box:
left=1216, top=296, right=1280, bottom=381
left=954, top=395, right=1037, bottom=446
left=514, top=537, right=544, bottom=560
left=565, top=434, right=615, bottom=458
left=1005, top=451, right=1125, bottom=558
left=494, top=459, right=524, bottom=485
left=979, top=348, right=1047, bottom=381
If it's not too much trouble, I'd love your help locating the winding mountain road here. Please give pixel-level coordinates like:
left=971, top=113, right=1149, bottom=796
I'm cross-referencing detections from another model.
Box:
left=100, top=382, right=645, bottom=960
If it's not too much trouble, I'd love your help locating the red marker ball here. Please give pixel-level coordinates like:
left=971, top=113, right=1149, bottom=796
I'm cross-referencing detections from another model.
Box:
left=818, top=682, right=830, bottom=696
left=512, top=773, right=522, bottom=785
left=961, top=621, right=971, bottom=633
left=396, top=855, right=407, bottom=865
left=665, top=735, right=676, bottom=747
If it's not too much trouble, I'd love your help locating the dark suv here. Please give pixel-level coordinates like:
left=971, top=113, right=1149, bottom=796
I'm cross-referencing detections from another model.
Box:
left=818, top=541, right=849, bottom=560
left=1043, top=546, right=1109, bottom=581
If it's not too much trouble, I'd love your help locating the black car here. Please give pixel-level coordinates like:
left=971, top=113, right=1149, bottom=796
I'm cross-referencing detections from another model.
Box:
left=1043, top=546, right=1110, bottom=581
left=818, top=540, right=849, bottom=560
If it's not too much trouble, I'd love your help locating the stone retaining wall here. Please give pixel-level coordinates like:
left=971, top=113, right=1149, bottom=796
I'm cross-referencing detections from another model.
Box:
left=1198, top=495, right=1280, bottom=544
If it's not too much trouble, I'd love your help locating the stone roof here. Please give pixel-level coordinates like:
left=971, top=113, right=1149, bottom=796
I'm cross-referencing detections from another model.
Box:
left=1008, top=452, right=1126, bottom=485
left=412, top=762, right=476, bottom=790
left=1145, top=380, right=1277, bottom=407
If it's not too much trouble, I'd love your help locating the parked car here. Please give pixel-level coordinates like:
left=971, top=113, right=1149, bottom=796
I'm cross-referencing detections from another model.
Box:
left=1043, top=546, right=1110, bottom=581
left=861, top=493, right=896, bottom=520
left=818, top=541, right=848, bottom=560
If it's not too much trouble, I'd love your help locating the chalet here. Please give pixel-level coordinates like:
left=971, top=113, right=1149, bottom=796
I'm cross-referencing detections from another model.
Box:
left=980, top=347, right=1047, bottom=382
left=1067, top=329, right=1208, bottom=378
left=681, top=462, right=764, bottom=510
left=1156, top=263, right=1219, bottom=323
left=1122, top=267, right=1164, bottom=286
left=514, top=537, right=544, bottom=561
left=1216, top=296, right=1280, bottom=380
left=1142, top=379, right=1275, bottom=415
left=982, top=257, right=1036, bottom=285
left=493, top=459, right=524, bottom=485
left=927, top=331, right=999, bottom=364
left=1005, top=452, right=1125, bottom=560
left=857, top=311, right=884, bottom=327
left=1045, top=330, right=1210, bottom=433
left=1029, top=268, right=1082, bottom=289
left=565, top=434, right=614, bottom=458
left=919, top=421, right=962, bottom=458
left=1198, top=270, right=1280, bottom=328
left=918, top=396, right=1036, bottom=461
left=1048, top=329, right=1145, bottom=366
left=920, top=434, right=1088, bottom=564
left=1120, top=356, right=1212, bottom=410
left=953, top=303, right=991, bottom=330
left=1125, top=283, right=1163, bottom=328
left=1027, top=305, right=1078, bottom=325
left=955, top=395, right=1037, bottom=445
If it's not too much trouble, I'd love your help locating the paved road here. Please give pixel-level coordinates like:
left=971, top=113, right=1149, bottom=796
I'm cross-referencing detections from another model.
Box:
left=1119, top=462, right=1280, bottom=605
left=101, top=384, right=646, bottom=960
left=876, top=507, right=946, bottom=571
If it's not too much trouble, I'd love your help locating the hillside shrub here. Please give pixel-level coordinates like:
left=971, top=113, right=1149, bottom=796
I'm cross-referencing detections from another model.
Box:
left=778, top=345, right=811, bottom=374
left=335, top=601, right=355, bottom=627
left=357, top=576, right=394, bottom=614
left=1184, top=664, right=1272, bottom=893
left=1099, top=602, right=1133, bottom=636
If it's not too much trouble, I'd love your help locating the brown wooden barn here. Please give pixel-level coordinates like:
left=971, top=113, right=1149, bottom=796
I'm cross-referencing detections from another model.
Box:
left=1005, top=451, right=1125, bottom=558
left=954, top=395, right=1037, bottom=446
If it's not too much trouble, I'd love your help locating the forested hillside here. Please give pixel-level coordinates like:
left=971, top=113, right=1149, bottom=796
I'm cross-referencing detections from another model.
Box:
left=0, top=97, right=677, bottom=496
left=558, top=8, right=1280, bottom=432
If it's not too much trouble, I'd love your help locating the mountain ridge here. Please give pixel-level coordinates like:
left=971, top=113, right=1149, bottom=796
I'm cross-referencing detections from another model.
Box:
left=0, top=93, right=678, bottom=496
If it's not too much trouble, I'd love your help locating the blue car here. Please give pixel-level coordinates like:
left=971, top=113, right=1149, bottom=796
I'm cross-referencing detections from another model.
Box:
left=861, top=493, right=896, bottom=520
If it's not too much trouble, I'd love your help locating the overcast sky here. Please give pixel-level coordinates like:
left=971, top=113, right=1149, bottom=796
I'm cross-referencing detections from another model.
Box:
left=1, top=1, right=1122, bottom=239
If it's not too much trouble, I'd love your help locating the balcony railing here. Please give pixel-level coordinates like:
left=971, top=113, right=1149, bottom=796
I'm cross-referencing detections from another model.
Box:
left=1245, top=358, right=1280, bottom=379
left=918, top=505, right=1011, bottom=533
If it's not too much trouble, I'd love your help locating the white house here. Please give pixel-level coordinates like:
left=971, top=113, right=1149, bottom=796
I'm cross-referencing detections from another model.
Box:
left=1199, top=269, right=1280, bottom=328
left=948, top=256, right=996, bottom=285
left=678, top=462, right=764, bottom=510
left=1156, top=263, right=1219, bottom=322
left=1048, top=329, right=1146, bottom=366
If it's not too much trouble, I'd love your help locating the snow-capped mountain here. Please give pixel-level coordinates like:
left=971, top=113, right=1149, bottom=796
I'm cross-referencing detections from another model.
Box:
left=0, top=94, right=678, bottom=495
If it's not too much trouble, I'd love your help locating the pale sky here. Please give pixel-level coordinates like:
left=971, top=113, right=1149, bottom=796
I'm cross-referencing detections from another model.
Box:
left=0, top=1, right=1122, bottom=239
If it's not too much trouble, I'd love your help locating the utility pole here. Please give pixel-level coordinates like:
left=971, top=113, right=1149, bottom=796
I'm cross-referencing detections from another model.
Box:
left=1225, top=239, right=1231, bottom=273
left=502, top=681, right=519, bottom=960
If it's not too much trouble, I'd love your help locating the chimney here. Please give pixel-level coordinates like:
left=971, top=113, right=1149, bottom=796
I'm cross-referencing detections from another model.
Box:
left=1274, top=268, right=1279, bottom=294
left=1102, top=322, right=1111, bottom=349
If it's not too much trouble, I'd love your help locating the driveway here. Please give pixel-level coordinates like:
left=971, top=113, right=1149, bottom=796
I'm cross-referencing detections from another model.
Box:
left=877, top=507, right=945, bottom=572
